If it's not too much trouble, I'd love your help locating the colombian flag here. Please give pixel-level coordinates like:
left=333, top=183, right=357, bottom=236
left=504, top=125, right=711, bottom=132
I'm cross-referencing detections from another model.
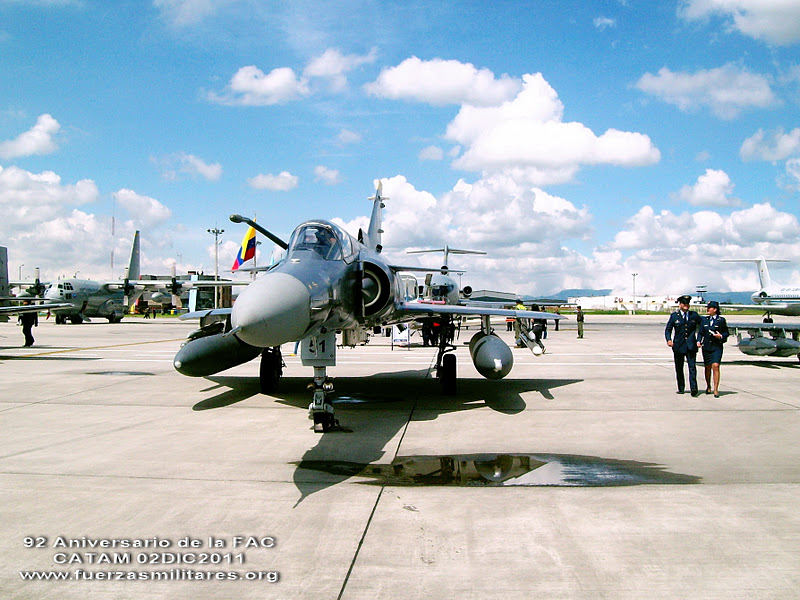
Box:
left=231, top=225, right=257, bottom=270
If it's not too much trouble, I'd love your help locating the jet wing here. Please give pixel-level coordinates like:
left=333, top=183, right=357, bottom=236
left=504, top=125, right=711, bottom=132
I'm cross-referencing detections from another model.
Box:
left=721, top=303, right=784, bottom=311
left=0, top=302, right=72, bottom=315
left=395, top=302, right=565, bottom=321
left=179, top=308, right=233, bottom=320
left=727, top=322, right=800, bottom=334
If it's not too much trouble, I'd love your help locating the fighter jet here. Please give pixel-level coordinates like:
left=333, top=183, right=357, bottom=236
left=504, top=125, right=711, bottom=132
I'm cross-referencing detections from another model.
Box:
left=174, top=182, right=564, bottom=432
left=721, top=257, right=800, bottom=319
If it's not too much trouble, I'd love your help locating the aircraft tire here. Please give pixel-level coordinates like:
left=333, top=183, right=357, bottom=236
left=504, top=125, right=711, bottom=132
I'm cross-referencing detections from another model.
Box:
left=440, top=353, right=457, bottom=395
left=259, top=348, right=282, bottom=394
left=70, top=315, right=84, bottom=324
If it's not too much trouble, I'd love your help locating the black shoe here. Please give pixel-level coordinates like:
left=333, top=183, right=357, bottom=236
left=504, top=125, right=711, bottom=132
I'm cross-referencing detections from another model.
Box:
left=676, top=390, right=684, bottom=394
left=706, top=388, right=712, bottom=395
left=691, top=390, right=700, bottom=397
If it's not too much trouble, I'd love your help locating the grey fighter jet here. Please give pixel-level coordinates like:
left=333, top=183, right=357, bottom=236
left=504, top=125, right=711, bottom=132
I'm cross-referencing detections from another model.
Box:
left=173, top=182, right=564, bottom=432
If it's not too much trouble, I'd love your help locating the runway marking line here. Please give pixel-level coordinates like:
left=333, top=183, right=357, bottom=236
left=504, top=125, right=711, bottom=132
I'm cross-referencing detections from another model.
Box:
left=7, top=338, right=186, bottom=358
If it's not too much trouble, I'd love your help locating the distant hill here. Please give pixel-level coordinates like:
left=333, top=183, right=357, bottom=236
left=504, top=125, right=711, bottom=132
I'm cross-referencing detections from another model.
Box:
left=702, top=291, right=755, bottom=305
left=549, top=289, right=612, bottom=300
left=545, top=289, right=756, bottom=305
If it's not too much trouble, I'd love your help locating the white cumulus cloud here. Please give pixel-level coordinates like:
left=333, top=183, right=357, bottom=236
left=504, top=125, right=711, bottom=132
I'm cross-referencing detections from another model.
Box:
left=247, top=171, right=299, bottom=191
left=447, top=73, right=660, bottom=184
left=365, top=57, right=522, bottom=106
left=304, top=47, right=377, bottom=91
left=209, top=65, right=310, bottom=106
left=314, top=165, right=341, bottom=185
left=113, top=188, right=173, bottom=227
left=635, top=64, right=777, bottom=119
left=0, top=114, right=61, bottom=159
left=740, top=127, right=800, bottom=161
left=675, top=168, right=738, bottom=206
left=679, top=0, right=800, bottom=46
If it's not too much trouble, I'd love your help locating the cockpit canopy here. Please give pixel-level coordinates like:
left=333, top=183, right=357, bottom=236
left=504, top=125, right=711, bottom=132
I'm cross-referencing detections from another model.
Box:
left=287, top=221, right=355, bottom=262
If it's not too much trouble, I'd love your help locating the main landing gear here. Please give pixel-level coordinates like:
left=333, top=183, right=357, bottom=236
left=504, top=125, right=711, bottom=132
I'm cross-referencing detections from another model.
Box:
left=259, top=347, right=284, bottom=394
left=434, top=317, right=458, bottom=395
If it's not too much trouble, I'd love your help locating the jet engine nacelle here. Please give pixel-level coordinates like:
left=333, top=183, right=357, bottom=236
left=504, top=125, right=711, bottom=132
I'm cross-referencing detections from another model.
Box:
left=173, top=332, right=261, bottom=377
left=359, top=261, right=393, bottom=319
left=469, top=331, right=513, bottom=379
left=462, top=285, right=472, bottom=298
left=736, top=336, right=777, bottom=356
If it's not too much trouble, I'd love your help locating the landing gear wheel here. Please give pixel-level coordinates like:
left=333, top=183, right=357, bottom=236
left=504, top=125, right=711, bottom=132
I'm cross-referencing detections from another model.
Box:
left=440, top=353, right=457, bottom=395
left=259, top=347, right=283, bottom=394
left=313, top=411, right=338, bottom=433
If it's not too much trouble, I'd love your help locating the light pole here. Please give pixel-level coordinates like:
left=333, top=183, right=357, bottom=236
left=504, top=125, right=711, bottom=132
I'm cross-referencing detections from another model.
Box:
left=19, top=264, right=24, bottom=280
left=631, top=273, right=638, bottom=315
left=207, top=227, right=224, bottom=308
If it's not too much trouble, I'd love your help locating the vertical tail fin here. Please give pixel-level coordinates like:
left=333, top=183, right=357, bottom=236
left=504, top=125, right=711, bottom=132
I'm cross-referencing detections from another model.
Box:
left=126, top=231, right=141, bottom=280
left=366, top=181, right=386, bottom=252
left=0, top=247, right=9, bottom=323
left=721, top=256, right=790, bottom=292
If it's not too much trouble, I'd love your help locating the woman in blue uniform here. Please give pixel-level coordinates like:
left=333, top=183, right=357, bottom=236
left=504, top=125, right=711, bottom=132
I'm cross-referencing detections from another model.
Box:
left=698, top=300, right=729, bottom=398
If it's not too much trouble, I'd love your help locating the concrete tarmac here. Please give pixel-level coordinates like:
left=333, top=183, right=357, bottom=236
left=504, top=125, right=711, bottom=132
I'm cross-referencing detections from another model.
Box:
left=1, top=314, right=798, bottom=599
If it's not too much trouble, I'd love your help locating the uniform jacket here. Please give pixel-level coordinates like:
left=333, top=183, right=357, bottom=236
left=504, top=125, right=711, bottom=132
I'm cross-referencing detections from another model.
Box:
left=698, top=314, right=729, bottom=348
left=665, top=310, right=701, bottom=353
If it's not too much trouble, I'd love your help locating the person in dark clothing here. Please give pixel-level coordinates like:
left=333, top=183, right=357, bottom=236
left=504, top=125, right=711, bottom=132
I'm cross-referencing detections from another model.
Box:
left=665, top=295, right=702, bottom=396
left=20, top=305, right=38, bottom=347
left=698, top=300, right=729, bottom=398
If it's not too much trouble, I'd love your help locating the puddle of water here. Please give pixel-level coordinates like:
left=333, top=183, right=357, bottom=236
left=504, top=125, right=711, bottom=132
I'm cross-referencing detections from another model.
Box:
left=297, top=454, right=700, bottom=487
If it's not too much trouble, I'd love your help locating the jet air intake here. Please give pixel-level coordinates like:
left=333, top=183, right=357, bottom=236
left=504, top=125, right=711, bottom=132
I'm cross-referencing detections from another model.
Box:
left=469, top=331, right=513, bottom=379
left=359, top=262, right=392, bottom=318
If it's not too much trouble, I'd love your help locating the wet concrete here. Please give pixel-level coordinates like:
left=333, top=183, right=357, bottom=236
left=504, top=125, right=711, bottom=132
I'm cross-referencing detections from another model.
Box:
left=298, top=453, right=701, bottom=487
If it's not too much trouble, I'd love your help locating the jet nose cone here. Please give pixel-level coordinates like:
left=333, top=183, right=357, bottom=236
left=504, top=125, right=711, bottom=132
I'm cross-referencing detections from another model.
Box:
left=232, top=272, right=311, bottom=347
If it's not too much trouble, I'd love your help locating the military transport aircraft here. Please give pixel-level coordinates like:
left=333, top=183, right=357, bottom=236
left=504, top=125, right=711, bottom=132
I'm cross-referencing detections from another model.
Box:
left=721, top=257, right=800, bottom=319
left=8, top=231, right=145, bottom=323
left=0, top=247, right=72, bottom=320
left=173, top=182, right=564, bottom=432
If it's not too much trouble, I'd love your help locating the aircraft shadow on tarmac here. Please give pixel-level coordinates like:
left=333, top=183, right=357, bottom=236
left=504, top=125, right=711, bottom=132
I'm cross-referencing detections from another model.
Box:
left=190, top=370, right=584, bottom=503
left=727, top=358, right=800, bottom=369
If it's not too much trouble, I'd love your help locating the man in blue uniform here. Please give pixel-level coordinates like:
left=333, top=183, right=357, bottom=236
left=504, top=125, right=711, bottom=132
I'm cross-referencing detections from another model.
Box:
left=665, top=295, right=702, bottom=396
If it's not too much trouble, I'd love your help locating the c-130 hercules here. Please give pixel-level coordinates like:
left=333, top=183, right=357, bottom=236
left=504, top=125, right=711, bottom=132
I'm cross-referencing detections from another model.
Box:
left=174, top=182, right=563, bottom=432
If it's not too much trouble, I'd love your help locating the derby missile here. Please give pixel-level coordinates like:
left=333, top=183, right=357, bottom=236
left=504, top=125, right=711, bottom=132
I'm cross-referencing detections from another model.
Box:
left=736, top=336, right=777, bottom=356
left=173, top=332, right=261, bottom=377
left=469, top=332, right=513, bottom=379
left=773, top=337, right=800, bottom=357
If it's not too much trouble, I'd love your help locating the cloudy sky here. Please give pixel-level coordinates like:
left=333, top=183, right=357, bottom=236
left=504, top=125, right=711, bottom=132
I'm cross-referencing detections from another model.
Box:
left=1, top=0, right=799, bottom=296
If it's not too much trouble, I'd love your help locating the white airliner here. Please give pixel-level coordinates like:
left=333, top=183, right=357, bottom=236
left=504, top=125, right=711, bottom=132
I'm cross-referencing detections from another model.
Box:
left=722, top=257, right=800, bottom=318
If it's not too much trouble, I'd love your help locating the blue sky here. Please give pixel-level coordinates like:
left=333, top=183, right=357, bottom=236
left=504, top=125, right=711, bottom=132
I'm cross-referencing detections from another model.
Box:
left=1, top=0, right=799, bottom=296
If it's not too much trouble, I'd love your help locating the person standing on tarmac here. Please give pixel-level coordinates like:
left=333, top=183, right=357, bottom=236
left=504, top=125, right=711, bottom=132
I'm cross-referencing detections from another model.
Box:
left=698, top=300, right=729, bottom=398
left=576, top=306, right=585, bottom=338
left=19, top=302, right=38, bottom=347
left=665, top=295, right=702, bottom=397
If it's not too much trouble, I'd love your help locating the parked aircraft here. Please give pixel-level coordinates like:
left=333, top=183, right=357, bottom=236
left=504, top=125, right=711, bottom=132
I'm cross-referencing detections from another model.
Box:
left=726, top=321, right=800, bottom=362
left=8, top=232, right=144, bottom=323
left=173, top=182, right=564, bottom=432
left=721, top=257, right=800, bottom=319
left=407, top=246, right=486, bottom=305
left=0, top=247, right=71, bottom=320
